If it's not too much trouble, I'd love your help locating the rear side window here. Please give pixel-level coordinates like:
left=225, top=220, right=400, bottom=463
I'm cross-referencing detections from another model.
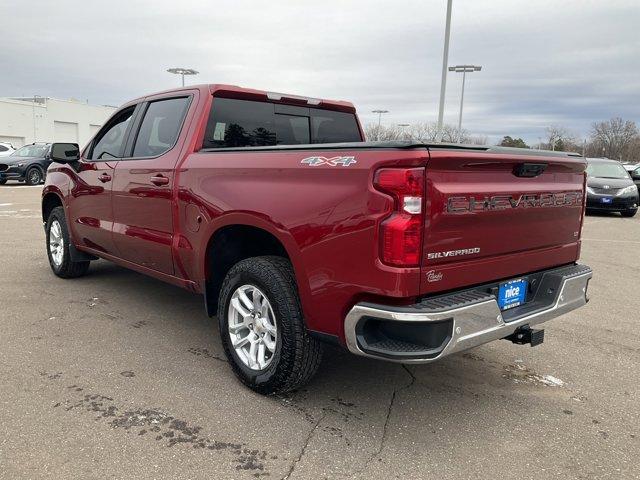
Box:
left=90, top=107, right=135, bottom=160
left=202, top=98, right=360, bottom=148
left=132, top=97, right=190, bottom=157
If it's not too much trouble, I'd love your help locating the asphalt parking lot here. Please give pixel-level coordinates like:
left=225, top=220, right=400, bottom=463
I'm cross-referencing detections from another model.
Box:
left=0, top=185, right=638, bottom=480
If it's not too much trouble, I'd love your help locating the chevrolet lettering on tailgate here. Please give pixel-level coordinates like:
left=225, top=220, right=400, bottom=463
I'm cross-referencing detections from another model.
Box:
left=446, top=191, right=583, bottom=214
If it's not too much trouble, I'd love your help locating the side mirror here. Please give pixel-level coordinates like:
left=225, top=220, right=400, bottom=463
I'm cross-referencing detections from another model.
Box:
left=50, top=143, right=80, bottom=163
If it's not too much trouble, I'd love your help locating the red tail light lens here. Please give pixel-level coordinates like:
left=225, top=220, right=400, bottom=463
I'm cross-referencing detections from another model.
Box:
left=374, top=168, right=424, bottom=267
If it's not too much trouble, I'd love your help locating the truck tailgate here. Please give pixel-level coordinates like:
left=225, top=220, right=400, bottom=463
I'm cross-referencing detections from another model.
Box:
left=420, top=150, right=586, bottom=295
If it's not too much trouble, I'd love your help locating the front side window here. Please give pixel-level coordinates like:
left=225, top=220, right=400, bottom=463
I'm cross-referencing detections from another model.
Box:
left=202, top=98, right=361, bottom=148
left=0, top=145, right=8, bottom=152
left=90, top=107, right=135, bottom=160
left=132, top=97, right=190, bottom=157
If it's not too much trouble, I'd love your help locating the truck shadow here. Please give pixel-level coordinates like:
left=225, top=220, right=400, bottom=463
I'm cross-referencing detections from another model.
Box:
left=84, top=259, right=564, bottom=399
left=78, top=260, right=571, bottom=472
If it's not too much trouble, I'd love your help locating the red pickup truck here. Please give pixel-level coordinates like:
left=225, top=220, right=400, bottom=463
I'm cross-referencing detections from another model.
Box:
left=42, top=84, right=592, bottom=393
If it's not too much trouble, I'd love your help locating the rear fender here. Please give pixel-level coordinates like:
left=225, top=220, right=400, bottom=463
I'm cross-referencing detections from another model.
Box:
left=197, top=212, right=311, bottom=319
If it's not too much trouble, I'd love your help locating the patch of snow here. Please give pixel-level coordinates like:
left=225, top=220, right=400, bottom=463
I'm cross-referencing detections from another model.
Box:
left=538, top=375, right=565, bottom=387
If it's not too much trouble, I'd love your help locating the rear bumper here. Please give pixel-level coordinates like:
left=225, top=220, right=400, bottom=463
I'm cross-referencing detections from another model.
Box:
left=344, top=264, right=592, bottom=363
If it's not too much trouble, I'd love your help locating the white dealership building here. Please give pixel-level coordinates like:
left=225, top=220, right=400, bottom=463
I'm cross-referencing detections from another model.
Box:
left=0, top=97, right=117, bottom=149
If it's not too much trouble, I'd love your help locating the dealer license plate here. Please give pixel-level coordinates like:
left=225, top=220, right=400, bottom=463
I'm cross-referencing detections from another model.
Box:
left=498, top=279, right=528, bottom=311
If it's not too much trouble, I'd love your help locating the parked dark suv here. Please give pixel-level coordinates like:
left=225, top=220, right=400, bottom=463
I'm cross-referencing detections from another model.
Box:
left=0, top=143, right=52, bottom=185
left=586, top=158, right=638, bottom=217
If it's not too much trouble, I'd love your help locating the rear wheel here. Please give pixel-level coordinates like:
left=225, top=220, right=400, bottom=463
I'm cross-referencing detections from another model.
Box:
left=218, top=256, right=323, bottom=394
left=46, top=206, right=90, bottom=278
left=25, top=167, right=43, bottom=185
left=621, top=208, right=637, bottom=218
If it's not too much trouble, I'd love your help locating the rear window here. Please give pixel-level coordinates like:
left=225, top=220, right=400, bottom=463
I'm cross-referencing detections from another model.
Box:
left=202, top=98, right=360, bottom=148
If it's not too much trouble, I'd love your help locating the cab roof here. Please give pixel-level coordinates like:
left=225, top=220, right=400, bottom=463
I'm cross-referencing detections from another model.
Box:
left=125, top=84, right=356, bottom=114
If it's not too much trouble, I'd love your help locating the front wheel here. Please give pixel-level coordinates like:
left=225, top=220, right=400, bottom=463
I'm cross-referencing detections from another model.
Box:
left=218, top=256, right=323, bottom=394
left=25, top=167, right=43, bottom=185
left=46, top=206, right=91, bottom=278
left=621, top=208, right=637, bottom=218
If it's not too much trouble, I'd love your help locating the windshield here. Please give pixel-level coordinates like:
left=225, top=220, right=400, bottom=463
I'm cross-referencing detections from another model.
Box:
left=586, top=162, right=630, bottom=179
left=10, top=145, right=48, bottom=158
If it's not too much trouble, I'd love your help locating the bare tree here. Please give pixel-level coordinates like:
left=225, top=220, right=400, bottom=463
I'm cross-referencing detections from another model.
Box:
left=467, top=134, right=488, bottom=145
left=364, top=124, right=403, bottom=141
left=590, top=118, right=639, bottom=160
left=365, top=122, right=487, bottom=145
left=545, top=125, right=575, bottom=151
left=624, top=135, right=640, bottom=163
left=441, top=124, right=467, bottom=143
left=408, top=122, right=439, bottom=142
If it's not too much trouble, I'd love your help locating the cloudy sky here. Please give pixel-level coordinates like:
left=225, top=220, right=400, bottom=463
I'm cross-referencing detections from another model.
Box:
left=2, top=0, right=638, bottom=144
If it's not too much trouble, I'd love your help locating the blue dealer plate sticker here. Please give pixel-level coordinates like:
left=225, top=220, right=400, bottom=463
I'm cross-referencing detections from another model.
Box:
left=601, top=197, right=613, bottom=204
left=498, top=279, right=528, bottom=311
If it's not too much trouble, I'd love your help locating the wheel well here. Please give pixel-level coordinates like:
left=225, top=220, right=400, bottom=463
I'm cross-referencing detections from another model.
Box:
left=205, top=225, right=290, bottom=316
left=42, top=192, right=63, bottom=223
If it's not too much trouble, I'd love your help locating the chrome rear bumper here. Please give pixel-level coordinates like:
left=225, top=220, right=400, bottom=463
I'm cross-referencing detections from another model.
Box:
left=344, top=264, right=592, bottom=363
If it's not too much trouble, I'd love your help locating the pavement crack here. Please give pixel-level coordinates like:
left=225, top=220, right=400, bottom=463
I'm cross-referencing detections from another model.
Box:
left=281, top=411, right=327, bottom=480
left=340, top=365, right=416, bottom=478
left=375, top=365, right=416, bottom=456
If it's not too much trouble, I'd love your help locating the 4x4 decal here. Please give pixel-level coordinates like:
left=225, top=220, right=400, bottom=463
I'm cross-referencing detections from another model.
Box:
left=301, top=156, right=357, bottom=167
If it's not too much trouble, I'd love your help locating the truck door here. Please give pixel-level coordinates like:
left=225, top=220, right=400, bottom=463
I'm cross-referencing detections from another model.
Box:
left=67, top=105, right=137, bottom=256
left=111, top=94, right=193, bottom=275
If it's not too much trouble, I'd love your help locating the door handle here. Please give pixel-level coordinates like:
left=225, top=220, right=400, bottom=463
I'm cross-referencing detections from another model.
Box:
left=150, top=175, right=170, bottom=186
left=98, top=173, right=111, bottom=183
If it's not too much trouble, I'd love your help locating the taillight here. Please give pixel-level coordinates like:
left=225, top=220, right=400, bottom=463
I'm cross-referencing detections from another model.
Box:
left=374, top=168, right=424, bottom=267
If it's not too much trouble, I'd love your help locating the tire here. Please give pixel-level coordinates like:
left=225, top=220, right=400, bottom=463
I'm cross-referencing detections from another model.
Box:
left=217, top=256, right=323, bottom=394
left=0, top=179, right=6, bottom=185
left=46, top=206, right=91, bottom=278
left=621, top=208, right=637, bottom=218
left=25, top=167, right=43, bottom=186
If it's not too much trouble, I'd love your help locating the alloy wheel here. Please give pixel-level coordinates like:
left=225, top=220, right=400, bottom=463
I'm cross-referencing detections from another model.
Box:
left=227, top=284, right=278, bottom=370
left=49, top=220, right=64, bottom=267
left=28, top=169, right=41, bottom=184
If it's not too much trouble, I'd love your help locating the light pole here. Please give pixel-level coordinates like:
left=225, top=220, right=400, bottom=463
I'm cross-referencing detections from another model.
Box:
left=167, top=68, right=199, bottom=87
left=436, top=0, right=453, bottom=142
left=32, top=95, right=41, bottom=142
left=372, top=110, right=389, bottom=128
left=372, top=110, right=389, bottom=140
left=448, top=65, right=482, bottom=140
